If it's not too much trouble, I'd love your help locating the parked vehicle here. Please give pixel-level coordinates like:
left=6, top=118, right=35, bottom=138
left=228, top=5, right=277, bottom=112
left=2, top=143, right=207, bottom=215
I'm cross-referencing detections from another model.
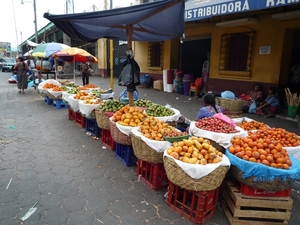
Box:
left=1, top=58, right=16, bottom=72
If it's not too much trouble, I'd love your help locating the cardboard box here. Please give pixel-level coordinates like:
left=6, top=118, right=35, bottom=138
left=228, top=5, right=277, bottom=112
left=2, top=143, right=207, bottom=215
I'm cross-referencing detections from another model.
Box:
left=153, top=80, right=163, bottom=91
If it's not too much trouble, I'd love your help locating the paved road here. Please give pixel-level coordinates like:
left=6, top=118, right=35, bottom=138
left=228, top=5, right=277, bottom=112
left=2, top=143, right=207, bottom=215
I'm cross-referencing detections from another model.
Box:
left=0, top=72, right=299, bottom=225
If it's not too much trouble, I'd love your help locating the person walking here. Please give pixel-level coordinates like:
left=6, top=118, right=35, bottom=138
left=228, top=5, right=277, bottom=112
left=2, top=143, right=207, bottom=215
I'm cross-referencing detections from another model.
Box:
left=81, top=62, right=90, bottom=86
left=13, top=56, right=29, bottom=94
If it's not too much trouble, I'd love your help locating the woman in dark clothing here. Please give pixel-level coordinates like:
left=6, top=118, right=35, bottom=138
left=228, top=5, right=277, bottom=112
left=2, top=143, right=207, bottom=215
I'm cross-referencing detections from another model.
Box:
left=13, top=56, right=29, bottom=94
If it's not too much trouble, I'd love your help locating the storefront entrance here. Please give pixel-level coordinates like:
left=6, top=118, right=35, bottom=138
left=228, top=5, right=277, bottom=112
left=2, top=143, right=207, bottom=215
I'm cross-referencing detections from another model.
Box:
left=113, top=40, right=128, bottom=78
left=180, top=38, right=211, bottom=79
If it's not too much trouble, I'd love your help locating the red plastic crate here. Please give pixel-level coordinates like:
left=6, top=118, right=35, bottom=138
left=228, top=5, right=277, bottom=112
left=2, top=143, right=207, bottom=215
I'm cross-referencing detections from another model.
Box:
left=136, top=159, right=168, bottom=191
left=235, top=180, right=291, bottom=197
left=166, top=182, right=219, bottom=225
left=68, top=106, right=75, bottom=120
left=115, top=143, right=137, bottom=167
left=101, top=129, right=116, bottom=151
left=75, top=111, right=86, bottom=128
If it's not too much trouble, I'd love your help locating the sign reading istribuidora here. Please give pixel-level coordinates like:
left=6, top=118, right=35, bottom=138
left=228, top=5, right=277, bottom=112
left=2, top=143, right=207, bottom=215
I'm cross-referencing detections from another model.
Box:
left=185, top=0, right=300, bottom=21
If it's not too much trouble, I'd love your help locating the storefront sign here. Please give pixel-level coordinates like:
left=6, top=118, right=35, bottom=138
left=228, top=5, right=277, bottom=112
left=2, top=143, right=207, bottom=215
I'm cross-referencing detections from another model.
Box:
left=185, top=0, right=300, bottom=22
left=259, top=46, right=271, bottom=54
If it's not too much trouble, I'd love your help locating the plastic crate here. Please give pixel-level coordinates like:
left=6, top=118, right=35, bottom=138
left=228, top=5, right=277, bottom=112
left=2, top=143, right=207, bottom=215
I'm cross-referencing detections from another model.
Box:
left=68, top=106, right=75, bottom=120
left=85, top=118, right=101, bottom=137
left=101, top=129, right=116, bottom=151
left=166, top=181, right=219, bottom=225
left=136, top=159, right=168, bottom=191
left=115, top=143, right=137, bottom=167
left=53, top=99, right=67, bottom=109
left=75, top=111, right=86, bottom=128
left=44, top=96, right=53, bottom=105
left=235, top=180, right=291, bottom=197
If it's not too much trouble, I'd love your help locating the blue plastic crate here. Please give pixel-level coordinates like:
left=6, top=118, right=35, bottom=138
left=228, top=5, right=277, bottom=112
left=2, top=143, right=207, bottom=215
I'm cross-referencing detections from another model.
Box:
left=53, top=100, right=67, bottom=109
left=116, top=143, right=137, bottom=167
left=85, top=118, right=101, bottom=137
left=44, top=96, right=53, bottom=105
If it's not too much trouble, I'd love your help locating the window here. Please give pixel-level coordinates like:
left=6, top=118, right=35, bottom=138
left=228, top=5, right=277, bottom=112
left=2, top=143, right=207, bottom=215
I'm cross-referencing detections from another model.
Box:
left=148, top=42, right=163, bottom=68
left=219, top=31, right=255, bottom=72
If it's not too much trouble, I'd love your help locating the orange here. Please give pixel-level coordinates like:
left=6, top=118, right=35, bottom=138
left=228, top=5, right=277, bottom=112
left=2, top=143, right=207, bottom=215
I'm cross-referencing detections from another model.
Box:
left=266, top=155, right=274, bottom=163
left=261, top=159, right=270, bottom=166
left=249, top=157, right=257, bottom=162
left=242, top=155, right=249, bottom=161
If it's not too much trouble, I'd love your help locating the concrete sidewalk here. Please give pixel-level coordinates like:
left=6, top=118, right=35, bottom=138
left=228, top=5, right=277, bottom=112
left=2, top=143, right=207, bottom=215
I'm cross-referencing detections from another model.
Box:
left=0, top=73, right=299, bottom=225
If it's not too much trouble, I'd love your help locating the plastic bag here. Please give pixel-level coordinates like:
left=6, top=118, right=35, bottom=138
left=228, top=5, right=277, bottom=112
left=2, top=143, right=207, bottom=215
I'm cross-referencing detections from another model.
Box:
left=248, top=101, right=257, bottom=114
left=212, top=113, right=236, bottom=127
left=118, top=63, right=133, bottom=86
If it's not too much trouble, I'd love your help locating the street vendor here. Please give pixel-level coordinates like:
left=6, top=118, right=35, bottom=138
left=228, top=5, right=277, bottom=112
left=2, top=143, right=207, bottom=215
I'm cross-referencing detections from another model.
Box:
left=256, top=86, right=279, bottom=118
left=196, top=93, right=224, bottom=120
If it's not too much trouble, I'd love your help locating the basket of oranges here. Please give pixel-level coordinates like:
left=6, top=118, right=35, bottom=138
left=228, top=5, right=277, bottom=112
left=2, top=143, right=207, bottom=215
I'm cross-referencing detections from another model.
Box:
left=226, top=132, right=300, bottom=191
left=131, top=117, right=175, bottom=163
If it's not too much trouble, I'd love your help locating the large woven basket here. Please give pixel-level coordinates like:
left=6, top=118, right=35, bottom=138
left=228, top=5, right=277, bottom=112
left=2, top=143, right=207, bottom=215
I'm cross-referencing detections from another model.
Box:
left=230, top=165, right=292, bottom=191
left=95, top=110, right=113, bottom=130
left=216, top=97, right=244, bottom=117
left=131, top=132, right=163, bottom=164
left=164, top=156, right=229, bottom=191
left=109, top=120, right=132, bottom=145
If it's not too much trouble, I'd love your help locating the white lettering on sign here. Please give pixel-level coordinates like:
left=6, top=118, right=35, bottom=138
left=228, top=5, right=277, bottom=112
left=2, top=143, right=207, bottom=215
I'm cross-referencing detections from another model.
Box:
left=266, top=0, right=299, bottom=7
left=185, top=1, right=250, bottom=20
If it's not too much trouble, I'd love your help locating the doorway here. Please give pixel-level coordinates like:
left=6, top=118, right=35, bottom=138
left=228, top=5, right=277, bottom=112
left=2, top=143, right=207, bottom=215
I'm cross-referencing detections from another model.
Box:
left=113, top=40, right=128, bottom=78
left=288, top=30, right=300, bottom=95
left=180, top=38, right=211, bottom=78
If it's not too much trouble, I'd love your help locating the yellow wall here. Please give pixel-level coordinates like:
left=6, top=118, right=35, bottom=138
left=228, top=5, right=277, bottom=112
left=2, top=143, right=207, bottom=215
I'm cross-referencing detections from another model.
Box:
left=184, top=14, right=300, bottom=85
left=97, top=38, right=107, bottom=70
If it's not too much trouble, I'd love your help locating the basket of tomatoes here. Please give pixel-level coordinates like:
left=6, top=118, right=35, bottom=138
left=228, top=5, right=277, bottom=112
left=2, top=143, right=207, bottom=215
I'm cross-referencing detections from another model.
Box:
left=226, top=132, right=300, bottom=191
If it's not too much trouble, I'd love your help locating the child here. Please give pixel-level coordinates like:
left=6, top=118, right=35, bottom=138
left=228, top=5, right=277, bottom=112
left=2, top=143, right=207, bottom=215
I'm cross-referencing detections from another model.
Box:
left=256, top=86, right=279, bottom=118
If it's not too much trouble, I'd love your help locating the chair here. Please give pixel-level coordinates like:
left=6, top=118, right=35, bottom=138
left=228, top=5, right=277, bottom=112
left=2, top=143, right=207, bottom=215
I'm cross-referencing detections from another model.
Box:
left=190, top=78, right=202, bottom=97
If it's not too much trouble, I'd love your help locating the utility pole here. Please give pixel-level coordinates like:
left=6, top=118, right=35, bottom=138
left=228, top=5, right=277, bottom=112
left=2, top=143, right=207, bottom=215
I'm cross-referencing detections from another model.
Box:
left=109, top=0, right=114, bottom=90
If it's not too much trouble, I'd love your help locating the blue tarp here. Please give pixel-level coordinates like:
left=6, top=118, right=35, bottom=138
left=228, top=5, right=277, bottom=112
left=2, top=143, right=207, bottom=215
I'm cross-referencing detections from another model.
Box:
left=185, top=0, right=300, bottom=21
left=44, top=0, right=184, bottom=42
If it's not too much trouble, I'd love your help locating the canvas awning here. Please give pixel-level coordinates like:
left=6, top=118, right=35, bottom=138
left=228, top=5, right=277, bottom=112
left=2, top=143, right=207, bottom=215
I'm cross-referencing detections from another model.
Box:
left=43, top=0, right=184, bottom=42
left=26, top=40, right=39, bottom=47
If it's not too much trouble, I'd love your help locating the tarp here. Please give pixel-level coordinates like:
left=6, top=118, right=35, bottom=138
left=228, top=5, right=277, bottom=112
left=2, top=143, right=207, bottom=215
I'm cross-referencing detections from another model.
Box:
left=43, top=0, right=184, bottom=42
left=26, top=40, right=39, bottom=47
left=185, top=0, right=300, bottom=21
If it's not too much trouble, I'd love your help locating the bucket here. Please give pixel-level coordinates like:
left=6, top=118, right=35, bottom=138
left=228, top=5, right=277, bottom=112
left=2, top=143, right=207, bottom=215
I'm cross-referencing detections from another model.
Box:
left=167, top=70, right=173, bottom=84
left=297, top=115, right=300, bottom=129
left=183, top=80, right=192, bottom=96
left=183, top=74, right=194, bottom=82
left=288, top=105, right=299, bottom=117
left=174, top=79, right=183, bottom=94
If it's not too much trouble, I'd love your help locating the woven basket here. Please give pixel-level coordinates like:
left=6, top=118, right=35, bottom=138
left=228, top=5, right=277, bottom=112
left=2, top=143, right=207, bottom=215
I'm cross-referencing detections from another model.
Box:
left=216, top=97, right=244, bottom=112
left=164, top=156, right=229, bottom=191
left=109, top=120, right=132, bottom=145
left=47, top=92, right=62, bottom=100
left=230, top=165, right=292, bottom=191
left=131, top=132, right=163, bottom=164
left=223, top=110, right=243, bottom=118
left=95, top=110, right=112, bottom=130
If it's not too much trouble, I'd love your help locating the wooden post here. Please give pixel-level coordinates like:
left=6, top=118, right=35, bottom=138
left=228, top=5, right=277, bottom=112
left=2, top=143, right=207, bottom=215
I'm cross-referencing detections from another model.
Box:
left=126, top=24, right=134, bottom=106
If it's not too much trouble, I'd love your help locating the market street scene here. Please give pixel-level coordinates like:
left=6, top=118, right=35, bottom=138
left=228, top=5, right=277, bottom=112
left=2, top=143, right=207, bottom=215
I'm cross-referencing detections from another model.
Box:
left=1, top=0, right=300, bottom=225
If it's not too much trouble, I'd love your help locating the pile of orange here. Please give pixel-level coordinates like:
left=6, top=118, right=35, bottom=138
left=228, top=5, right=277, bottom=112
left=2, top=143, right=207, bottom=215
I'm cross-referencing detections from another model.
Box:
left=248, top=128, right=300, bottom=147
left=111, top=105, right=147, bottom=127
left=73, top=91, right=89, bottom=100
left=52, top=86, right=64, bottom=92
left=237, top=120, right=268, bottom=131
left=229, top=135, right=292, bottom=170
left=42, top=83, right=59, bottom=89
left=139, top=117, right=174, bottom=141
left=83, top=84, right=98, bottom=88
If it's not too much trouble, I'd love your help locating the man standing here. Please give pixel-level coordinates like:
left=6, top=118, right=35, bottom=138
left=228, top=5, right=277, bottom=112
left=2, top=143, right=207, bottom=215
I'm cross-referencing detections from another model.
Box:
left=81, top=62, right=89, bottom=86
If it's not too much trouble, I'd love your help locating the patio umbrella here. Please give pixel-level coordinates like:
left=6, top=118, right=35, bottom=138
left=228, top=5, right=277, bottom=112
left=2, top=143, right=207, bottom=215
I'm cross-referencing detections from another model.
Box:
left=31, top=42, right=70, bottom=58
left=44, top=0, right=184, bottom=105
left=51, top=47, right=98, bottom=82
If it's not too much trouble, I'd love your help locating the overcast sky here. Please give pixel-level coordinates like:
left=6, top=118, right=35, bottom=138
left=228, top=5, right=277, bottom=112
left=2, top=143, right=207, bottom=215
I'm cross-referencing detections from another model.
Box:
left=1, top=0, right=133, bottom=49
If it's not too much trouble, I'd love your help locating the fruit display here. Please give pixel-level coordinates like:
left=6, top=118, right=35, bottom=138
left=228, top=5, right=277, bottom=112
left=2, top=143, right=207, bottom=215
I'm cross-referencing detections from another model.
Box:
left=63, top=83, right=79, bottom=88
left=97, top=100, right=127, bottom=112
left=66, top=89, right=79, bottom=94
left=248, top=128, right=300, bottom=147
left=166, top=136, right=223, bottom=165
left=164, top=130, right=188, bottom=138
left=229, top=135, right=292, bottom=169
left=134, top=99, right=154, bottom=108
left=139, top=117, right=175, bottom=141
left=51, top=86, right=64, bottom=92
left=90, top=89, right=103, bottom=97
left=73, top=91, right=89, bottom=100
left=83, top=83, right=98, bottom=88
left=83, top=98, right=102, bottom=104
left=195, top=117, right=239, bottom=133
left=42, top=83, right=60, bottom=89
left=237, top=120, right=268, bottom=131
left=145, top=103, right=175, bottom=117
left=111, top=105, right=148, bottom=127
